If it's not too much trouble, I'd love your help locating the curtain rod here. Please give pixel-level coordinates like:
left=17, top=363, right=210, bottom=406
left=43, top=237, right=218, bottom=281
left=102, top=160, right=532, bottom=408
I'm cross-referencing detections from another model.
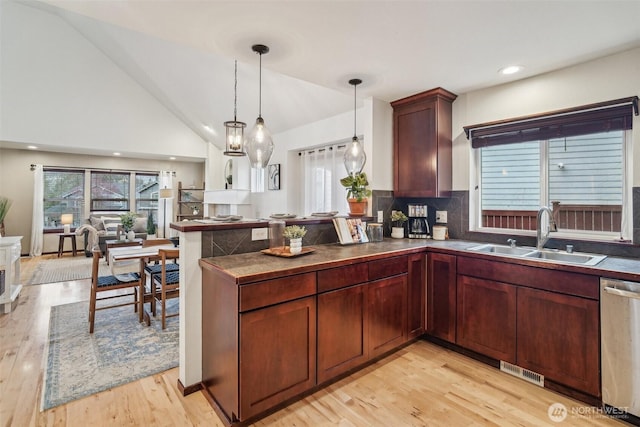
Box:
left=29, top=164, right=176, bottom=176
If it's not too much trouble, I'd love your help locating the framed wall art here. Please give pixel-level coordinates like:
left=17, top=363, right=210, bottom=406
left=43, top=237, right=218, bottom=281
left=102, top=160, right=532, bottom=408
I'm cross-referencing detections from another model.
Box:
left=268, top=164, right=280, bottom=190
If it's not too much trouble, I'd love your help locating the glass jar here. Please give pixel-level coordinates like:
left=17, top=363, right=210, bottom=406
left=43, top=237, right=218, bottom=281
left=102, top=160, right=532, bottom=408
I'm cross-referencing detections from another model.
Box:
left=268, top=219, right=285, bottom=251
left=367, top=223, right=383, bottom=242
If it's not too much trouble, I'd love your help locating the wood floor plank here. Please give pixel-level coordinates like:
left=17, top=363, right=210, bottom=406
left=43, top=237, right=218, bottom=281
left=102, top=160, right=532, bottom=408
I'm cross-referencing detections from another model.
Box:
left=0, top=255, right=626, bottom=426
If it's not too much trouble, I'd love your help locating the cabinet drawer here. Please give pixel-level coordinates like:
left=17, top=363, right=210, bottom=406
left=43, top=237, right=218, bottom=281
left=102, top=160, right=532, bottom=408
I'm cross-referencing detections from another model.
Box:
left=368, top=255, right=408, bottom=281
left=317, top=263, right=368, bottom=293
left=240, top=273, right=316, bottom=312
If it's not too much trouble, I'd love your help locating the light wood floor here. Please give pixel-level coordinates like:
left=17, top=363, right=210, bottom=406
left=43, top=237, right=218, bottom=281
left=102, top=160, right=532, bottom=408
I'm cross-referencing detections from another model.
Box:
left=0, top=255, right=625, bottom=426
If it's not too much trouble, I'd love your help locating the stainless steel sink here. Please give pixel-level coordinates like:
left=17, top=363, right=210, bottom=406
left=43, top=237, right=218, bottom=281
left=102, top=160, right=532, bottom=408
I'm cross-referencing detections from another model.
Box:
left=468, top=244, right=535, bottom=256
left=523, top=250, right=607, bottom=266
left=468, top=243, right=607, bottom=266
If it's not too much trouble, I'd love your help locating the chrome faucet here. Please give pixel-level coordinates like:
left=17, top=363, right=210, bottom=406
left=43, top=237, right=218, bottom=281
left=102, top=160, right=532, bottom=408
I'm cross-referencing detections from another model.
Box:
left=507, top=238, right=516, bottom=248
left=536, top=206, right=558, bottom=250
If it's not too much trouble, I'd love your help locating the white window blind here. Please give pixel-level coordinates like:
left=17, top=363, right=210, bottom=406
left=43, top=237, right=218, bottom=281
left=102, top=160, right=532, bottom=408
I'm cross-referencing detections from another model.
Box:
left=301, top=144, right=349, bottom=215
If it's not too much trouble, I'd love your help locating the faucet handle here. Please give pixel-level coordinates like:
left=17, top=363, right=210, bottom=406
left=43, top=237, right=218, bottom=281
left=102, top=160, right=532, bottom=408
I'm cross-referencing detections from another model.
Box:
left=507, top=238, right=516, bottom=248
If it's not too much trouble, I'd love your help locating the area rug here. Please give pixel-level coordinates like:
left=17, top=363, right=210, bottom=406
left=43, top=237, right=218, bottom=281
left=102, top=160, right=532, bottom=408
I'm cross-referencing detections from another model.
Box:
left=28, top=256, right=110, bottom=285
left=42, top=298, right=178, bottom=410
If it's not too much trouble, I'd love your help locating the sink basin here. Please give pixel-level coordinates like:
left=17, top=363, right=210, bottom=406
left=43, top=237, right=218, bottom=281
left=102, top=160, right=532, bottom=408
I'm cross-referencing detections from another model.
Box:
left=468, top=244, right=535, bottom=256
left=523, top=250, right=606, bottom=266
left=468, top=244, right=607, bottom=266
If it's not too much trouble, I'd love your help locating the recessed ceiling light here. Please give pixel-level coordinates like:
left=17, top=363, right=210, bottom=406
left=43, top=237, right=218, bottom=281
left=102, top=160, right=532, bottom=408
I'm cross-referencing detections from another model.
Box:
left=203, top=125, right=213, bottom=132
left=113, top=152, right=121, bottom=156
left=499, top=65, right=523, bottom=75
left=169, top=157, right=176, bottom=160
left=27, top=145, right=38, bottom=150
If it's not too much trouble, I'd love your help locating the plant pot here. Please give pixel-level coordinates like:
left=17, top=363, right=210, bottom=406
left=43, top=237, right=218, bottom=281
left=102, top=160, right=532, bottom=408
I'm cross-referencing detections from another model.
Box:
left=289, top=238, right=302, bottom=255
left=391, top=227, right=405, bottom=239
left=347, top=198, right=368, bottom=216
left=126, top=230, right=135, bottom=241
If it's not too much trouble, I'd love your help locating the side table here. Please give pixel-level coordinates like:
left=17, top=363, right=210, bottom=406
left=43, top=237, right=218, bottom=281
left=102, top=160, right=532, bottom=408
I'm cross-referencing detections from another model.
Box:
left=57, top=233, right=77, bottom=257
left=105, top=238, right=143, bottom=264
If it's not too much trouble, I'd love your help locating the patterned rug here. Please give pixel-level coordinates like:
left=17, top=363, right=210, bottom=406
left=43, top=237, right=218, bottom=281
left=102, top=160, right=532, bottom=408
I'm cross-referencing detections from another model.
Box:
left=42, top=298, right=179, bottom=410
left=28, top=256, right=110, bottom=285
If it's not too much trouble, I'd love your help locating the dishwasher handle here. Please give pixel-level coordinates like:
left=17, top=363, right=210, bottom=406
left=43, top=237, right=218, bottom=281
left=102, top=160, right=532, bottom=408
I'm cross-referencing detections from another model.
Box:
left=603, top=286, right=640, bottom=299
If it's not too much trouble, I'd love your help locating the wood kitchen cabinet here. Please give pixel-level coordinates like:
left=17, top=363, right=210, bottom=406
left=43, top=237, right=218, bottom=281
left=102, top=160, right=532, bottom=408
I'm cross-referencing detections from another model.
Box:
left=240, top=295, right=316, bottom=419
left=426, top=252, right=457, bottom=342
left=407, top=253, right=426, bottom=339
left=456, top=255, right=601, bottom=397
left=368, top=275, right=408, bottom=358
left=457, top=275, right=516, bottom=363
left=517, top=286, right=599, bottom=397
left=391, top=87, right=457, bottom=197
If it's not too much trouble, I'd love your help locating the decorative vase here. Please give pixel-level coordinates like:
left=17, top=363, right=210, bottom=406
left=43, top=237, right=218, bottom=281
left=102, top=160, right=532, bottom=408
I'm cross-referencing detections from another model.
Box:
left=391, top=227, right=404, bottom=239
left=127, top=230, right=135, bottom=241
left=289, top=238, right=303, bottom=255
left=347, top=198, right=368, bottom=216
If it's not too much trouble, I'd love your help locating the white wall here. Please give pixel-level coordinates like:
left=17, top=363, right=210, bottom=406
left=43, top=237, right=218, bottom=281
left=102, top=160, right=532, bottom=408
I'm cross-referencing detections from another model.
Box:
left=241, top=97, right=393, bottom=217
left=452, top=47, right=640, bottom=190
left=0, top=1, right=206, bottom=160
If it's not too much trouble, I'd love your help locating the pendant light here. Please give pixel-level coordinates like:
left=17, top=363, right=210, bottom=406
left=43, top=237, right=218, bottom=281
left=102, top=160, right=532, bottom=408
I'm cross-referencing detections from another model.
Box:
left=344, top=78, right=366, bottom=177
left=224, top=60, right=246, bottom=156
left=245, top=44, right=274, bottom=169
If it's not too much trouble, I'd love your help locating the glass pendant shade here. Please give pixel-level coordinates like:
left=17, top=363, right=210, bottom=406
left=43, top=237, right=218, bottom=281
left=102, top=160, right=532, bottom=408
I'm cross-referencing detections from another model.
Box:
left=344, top=135, right=367, bottom=176
left=223, top=120, right=246, bottom=156
left=246, top=116, right=274, bottom=169
left=344, top=78, right=366, bottom=176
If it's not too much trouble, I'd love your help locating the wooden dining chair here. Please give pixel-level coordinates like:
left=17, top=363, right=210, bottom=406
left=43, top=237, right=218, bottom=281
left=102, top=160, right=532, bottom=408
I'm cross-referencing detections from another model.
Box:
left=142, top=239, right=179, bottom=316
left=152, top=248, right=180, bottom=329
left=89, top=248, right=141, bottom=333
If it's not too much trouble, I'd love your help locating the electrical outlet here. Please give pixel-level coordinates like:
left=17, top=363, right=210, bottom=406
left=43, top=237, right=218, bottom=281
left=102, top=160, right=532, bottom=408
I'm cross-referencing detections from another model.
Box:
left=251, top=228, right=269, bottom=241
left=436, top=210, right=448, bottom=223
left=377, top=210, right=384, bottom=223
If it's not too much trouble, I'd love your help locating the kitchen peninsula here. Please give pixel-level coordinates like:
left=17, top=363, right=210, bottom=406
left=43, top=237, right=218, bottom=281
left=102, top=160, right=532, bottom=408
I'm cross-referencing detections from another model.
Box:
left=175, top=219, right=640, bottom=425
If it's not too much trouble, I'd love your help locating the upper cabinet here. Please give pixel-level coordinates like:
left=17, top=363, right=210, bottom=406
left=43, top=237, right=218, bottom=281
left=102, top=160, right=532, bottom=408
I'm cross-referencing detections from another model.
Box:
left=391, top=87, right=457, bottom=198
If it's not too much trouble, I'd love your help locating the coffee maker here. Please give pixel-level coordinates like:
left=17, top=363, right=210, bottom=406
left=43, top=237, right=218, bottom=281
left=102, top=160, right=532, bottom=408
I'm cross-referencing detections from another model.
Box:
left=407, top=204, right=430, bottom=238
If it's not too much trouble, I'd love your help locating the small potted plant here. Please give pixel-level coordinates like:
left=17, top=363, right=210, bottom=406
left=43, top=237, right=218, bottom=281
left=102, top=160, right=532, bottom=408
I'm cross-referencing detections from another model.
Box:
left=339, top=172, right=372, bottom=216
left=0, top=196, right=11, bottom=237
left=390, top=210, right=408, bottom=239
left=146, top=211, right=157, bottom=237
left=120, top=212, right=137, bottom=240
left=191, top=205, right=200, bottom=216
left=283, top=225, right=307, bottom=254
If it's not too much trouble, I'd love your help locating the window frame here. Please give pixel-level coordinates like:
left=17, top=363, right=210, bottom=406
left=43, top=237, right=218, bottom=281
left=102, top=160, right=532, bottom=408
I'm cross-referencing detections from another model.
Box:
left=470, top=130, right=632, bottom=242
left=43, top=169, right=85, bottom=231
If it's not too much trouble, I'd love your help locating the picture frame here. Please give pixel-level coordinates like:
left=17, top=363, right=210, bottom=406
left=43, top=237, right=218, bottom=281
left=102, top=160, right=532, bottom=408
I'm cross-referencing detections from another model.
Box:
left=268, top=164, right=280, bottom=190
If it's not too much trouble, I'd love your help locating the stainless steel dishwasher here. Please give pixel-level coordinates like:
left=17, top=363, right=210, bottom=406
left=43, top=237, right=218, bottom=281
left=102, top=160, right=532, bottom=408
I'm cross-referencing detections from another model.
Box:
left=600, top=277, right=640, bottom=420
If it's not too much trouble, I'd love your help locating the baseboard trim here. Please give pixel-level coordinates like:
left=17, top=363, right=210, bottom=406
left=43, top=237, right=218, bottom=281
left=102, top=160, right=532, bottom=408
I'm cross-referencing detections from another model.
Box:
left=177, top=379, right=202, bottom=396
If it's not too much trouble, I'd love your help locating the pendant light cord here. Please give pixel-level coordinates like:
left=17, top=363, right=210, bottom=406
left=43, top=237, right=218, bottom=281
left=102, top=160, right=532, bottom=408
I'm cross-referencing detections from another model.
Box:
left=258, top=52, right=263, bottom=118
left=233, top=60, right=238, bottom=121
left=353, top=82, right=357, bottom=138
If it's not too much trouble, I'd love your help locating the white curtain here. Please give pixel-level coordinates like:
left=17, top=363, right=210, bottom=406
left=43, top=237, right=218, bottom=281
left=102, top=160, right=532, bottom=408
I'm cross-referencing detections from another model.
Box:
left=302, top=144, right=348, bottom=215
left=30, top=164, right=44, bottom=256
left=158, top=171, right=174, bottom=238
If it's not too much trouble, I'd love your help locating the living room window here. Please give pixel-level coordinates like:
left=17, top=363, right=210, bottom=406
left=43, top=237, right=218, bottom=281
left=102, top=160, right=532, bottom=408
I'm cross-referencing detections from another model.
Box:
left=466, top=97, right=637, bottom=241
left=90, top=171, right=130, bottom=211
left=135, top=173, right=159, bottom=217
left=43, top=169, right=85, bottom=230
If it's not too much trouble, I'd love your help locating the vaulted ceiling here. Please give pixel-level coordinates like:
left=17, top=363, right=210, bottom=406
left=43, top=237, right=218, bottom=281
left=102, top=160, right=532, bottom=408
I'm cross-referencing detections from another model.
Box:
left=23, top=1, right=640, bottom=151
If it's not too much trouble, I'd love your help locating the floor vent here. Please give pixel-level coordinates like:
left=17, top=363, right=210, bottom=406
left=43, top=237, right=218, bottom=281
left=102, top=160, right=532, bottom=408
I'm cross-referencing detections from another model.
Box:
left=500, top=361, right=544, bottom=387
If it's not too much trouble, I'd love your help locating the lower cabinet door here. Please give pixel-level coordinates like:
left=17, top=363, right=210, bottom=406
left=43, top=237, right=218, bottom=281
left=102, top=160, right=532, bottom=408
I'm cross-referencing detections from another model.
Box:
left=239, top=296, right=316, bottom=420
left=456, top=275, right=517, bottom=363
left=517, top=287, right=600, bottom=396
left=317, top=284, right=368, bottom=383
left=368, top=275, right=408, bottom=358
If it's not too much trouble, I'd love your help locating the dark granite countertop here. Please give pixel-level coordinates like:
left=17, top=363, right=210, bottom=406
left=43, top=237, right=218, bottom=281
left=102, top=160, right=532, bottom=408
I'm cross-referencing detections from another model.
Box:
left=199, top=238, right=640, bottom=284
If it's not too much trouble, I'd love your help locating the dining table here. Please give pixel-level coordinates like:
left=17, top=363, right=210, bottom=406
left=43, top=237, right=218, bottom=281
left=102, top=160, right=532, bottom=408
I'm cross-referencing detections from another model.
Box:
left=108, top=243, right=178, bottom=324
